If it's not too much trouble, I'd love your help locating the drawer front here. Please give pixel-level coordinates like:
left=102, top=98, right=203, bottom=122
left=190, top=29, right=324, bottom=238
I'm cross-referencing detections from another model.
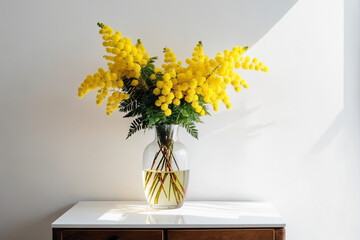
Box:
left=63, top=230, right=163, bottom=240
left=168, top=229, right=274, bottom=240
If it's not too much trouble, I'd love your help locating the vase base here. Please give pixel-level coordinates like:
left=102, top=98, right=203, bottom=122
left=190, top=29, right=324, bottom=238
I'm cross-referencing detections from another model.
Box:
left=149, top=203, right=184, bottom=209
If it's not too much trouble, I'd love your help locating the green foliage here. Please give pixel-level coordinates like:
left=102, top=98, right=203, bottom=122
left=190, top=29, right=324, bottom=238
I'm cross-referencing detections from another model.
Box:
left=181, top=122, right=198, bottom=139
left=126, top=116, right=148, bottom=139
left=119, top=56, right=204, bottom=139
left=97, top=22, right=104, bottom=28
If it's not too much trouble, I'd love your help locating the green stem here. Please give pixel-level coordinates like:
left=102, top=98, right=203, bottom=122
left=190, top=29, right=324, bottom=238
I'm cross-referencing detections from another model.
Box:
left=206, top=64, right=220, bottom=80
left=145, top=130, right=186, bottom=205
left=150, top=150, right=161, bottom=170
left=148, top=177, right=160, bottom=201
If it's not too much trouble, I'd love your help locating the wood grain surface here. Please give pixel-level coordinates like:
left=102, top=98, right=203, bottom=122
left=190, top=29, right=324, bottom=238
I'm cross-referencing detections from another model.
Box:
left=61, top=229, right=163, bottom=240
left=168, top=229, right=274, bottom=240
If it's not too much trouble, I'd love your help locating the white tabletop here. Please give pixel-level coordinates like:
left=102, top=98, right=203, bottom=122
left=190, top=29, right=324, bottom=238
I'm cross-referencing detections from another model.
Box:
left=52, top=201, right=285, bottom=229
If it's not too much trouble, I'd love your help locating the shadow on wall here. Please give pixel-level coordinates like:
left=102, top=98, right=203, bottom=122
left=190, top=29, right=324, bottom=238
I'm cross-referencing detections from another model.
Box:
left=200, top=105, right=274, bottom=141
left=308, top=0, right=359, bottom=156
left=217, top=0, right=299, bottom=47
left=308, top=109, right=345, bottom=155
left=0, top=1, right=298, bottom=240
left=137, top=0, right=299, bottom=52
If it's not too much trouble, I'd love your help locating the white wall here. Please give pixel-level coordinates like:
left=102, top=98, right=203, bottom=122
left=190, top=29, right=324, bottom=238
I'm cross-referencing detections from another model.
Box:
left=0, top=0, right=359, bottom=239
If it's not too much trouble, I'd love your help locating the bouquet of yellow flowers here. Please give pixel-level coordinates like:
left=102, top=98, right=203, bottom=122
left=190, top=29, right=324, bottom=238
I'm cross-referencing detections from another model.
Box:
left=77, top=22, right=268, bottom=208
left=77, top=22, right=268, bottom=139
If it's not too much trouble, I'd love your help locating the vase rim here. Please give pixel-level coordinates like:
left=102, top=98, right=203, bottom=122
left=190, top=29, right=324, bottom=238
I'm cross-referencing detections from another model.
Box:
left=154, top=124, right=180, bottom=130
left=155, top=124, right=179, bottom=126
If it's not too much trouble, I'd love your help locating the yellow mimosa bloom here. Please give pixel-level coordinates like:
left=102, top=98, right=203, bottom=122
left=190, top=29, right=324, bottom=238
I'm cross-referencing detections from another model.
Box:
left=163, top=73, right=170, bottom=81
left=156, top=81, right=164, bottom=89
left=161, top=86, right=171, bottom=95
left=159, top=96, right=166, bottom=102
left=231, top=80, right=240, bottom=87
left=173, top=98, right=181, bottom=106
left=175, top=91, right=183, bottom=99
left=79, top=23, right=268, bottom=119
left=161, top=104, right=168, bottom=111
left=155, top=100, right=162, bottom=106
left=131, top=80, right=139, bottom=86
left=164, top=108, right=172, bottom=116
left=185, top=95, right=193, bottom=103
left=191, top=101, right=199, bottom=108
left=153, top=88, right=161, bottom=95
left=242, top=62, right=249, bottom=70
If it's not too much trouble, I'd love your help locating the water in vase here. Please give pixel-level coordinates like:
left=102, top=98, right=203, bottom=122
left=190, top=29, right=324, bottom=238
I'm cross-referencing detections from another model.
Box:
left=143, top=169, right=189, bottom=209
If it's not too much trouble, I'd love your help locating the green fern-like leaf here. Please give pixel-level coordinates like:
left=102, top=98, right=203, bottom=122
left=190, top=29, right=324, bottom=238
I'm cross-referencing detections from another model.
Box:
left=119, top=99, right=138, bottom=113
left=123, top=106, right=142, bottom=118
left=181, top=122, right=198, bottom=139
left=126, top=117, right=148, bottom=139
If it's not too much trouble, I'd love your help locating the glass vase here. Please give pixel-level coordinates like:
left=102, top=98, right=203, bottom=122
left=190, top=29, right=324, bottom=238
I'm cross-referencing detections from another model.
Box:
left=142, top=124, right=189, bottom=209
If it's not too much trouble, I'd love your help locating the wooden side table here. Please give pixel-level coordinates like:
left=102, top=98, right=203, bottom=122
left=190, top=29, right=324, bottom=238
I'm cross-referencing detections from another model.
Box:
left=52, top=201, right=286, bottom=240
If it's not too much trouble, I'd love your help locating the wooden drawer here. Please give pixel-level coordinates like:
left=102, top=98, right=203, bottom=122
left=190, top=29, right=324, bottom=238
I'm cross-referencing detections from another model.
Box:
left=168, top=229, right=274, bottom=240
left=62, top=229, right=163, bottom=240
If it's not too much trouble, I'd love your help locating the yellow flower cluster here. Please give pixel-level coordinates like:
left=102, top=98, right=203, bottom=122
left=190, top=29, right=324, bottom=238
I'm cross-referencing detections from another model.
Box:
left=153, top=42, right=268, bottom=115
left=77, top=23, right=268, bottom=117
left=77, top=24, right=150, bottom=115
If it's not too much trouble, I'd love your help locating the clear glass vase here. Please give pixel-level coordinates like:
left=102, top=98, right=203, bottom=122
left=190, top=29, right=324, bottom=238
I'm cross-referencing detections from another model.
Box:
left=143, top=124, right=189, bottom=209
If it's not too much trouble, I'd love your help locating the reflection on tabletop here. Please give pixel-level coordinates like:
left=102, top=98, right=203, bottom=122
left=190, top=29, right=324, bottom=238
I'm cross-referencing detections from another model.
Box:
left=97, top=202, right=279, bottom=223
